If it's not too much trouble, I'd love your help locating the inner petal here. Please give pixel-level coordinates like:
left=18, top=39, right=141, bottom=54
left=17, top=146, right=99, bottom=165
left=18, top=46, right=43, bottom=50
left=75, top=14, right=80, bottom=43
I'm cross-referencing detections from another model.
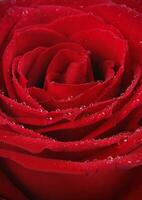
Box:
left=44, top=49, right=94, bottom=86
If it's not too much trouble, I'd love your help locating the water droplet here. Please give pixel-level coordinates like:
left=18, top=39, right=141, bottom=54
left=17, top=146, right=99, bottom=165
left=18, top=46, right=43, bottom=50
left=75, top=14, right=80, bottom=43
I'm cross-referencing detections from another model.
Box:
left=106, top=156, right=114, bottom=164
left=22, top=9, right=29, bottom=16
left=139, top=40, right=142, bottom=44
left=67, top=96, right=73, bottom=101
left=79, top=105, right=86, bottom=110
left=136, top=128, right=141, bottom=133
left=101, top=111, right=105, bottom=116
left=123, top=138, right=128, bottom=143
left=56, top=108, right=61, bottom=112
left=107, top=156, right=114, bottom=161
left=51, top=81, right=55, bottom=84
left=49, top=117, right=53, bottom=120
left=116, top=156, right=121, bottom=160
left=65, top=112, right=72, bottom=116
left=92, top=138, right=96, bottom=142
left=39, top=108, right=44, bottom=112
left=127, top=160, right=132, bottom=164
left=98, top=111, right=105, bottom=118
left=136, top=98, right=140, bottom=102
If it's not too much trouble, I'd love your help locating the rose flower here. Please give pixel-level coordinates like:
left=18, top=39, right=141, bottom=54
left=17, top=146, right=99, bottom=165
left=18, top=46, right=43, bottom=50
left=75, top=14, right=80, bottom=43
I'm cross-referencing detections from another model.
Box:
left=0, top=0, right=142, bottom=200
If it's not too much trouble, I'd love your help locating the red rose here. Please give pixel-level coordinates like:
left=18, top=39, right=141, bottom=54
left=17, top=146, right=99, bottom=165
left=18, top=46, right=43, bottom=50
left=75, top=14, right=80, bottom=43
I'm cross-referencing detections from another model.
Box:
left=0, top=0, right=142, bottom=199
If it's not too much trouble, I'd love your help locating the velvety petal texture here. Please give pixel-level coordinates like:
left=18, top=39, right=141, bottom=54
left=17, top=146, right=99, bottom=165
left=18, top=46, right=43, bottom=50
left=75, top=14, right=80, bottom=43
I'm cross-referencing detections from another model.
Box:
left=0, top=0, right=142, bottom=200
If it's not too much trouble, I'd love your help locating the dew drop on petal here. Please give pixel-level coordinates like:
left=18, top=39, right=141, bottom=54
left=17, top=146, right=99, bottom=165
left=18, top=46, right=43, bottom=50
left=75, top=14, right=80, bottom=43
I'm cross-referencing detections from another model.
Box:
left=39, top=108, right=44, bottom=112
left=79, top=105, right=86, bottom=110
left=127, top=160, right=132, bottom=164
left=51, top=81, right=55, bottom=84
left=123, top=138, right=128, bottom=143
left=20, top=125, right=25, bottom=129
left=106, top=156, right=114, bottom=164
left=22, top=9, right=29, bottom=16
left=101, top=112, right=105, bottom=116
left=107, top=156, right=114, bottom=161
left=135, top=128, right=142, bottom=133
left=65, top=112, right=72, bottom=117
left=56, top=108, right=61, bottom=112
left=46, top=116, right=53, bottom=121
left=67, top=96, right=73, bottom=101
left=116, top=156, right=121, bottom=160
left=136, top=98, right=140, bottom=102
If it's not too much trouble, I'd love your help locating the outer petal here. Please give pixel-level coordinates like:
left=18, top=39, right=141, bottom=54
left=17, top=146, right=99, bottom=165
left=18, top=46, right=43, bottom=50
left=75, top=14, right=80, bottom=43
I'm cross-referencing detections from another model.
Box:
left=0, top=149, right=142, bottom=200
left=86, top=3, right=142, bottom=64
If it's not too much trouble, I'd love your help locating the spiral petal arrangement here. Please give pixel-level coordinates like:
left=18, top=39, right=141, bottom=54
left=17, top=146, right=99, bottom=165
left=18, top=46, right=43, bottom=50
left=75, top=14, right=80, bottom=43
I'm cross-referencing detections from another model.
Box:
left=0, top=1, right=142, bottom=200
